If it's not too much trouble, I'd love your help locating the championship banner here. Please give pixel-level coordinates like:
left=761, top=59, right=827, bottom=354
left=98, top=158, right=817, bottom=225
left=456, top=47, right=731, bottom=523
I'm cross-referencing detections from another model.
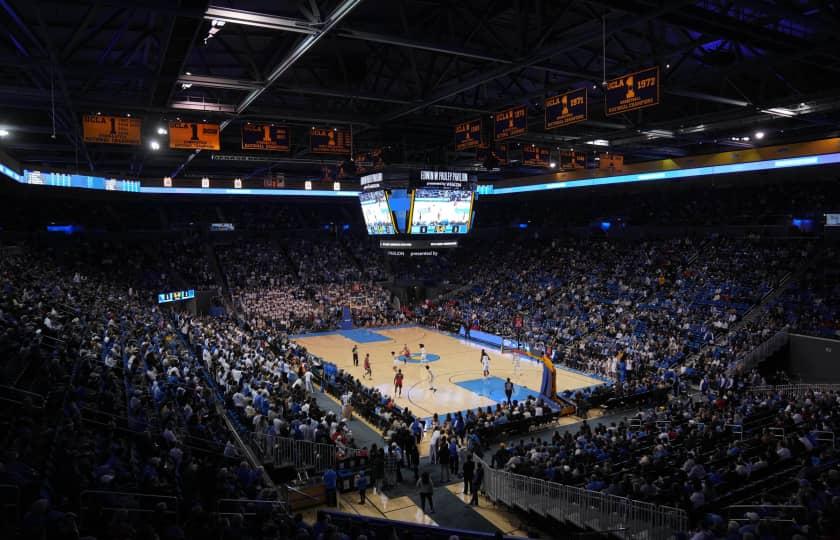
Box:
left=241, top=123, right=290, bottom=151
left=476, top=143, right=508, bottom=166
left=493, top=105, right=527, bottom=141
left=310, top=127, right=352, bottom=155
left=83, top=115, right=142, bottom=145
left=168, top=121, right=221, bottom=150
left=454, top=118, right=482, bottom=150
left=545, top=88, right=587, bottom=129
left=522, top=145, right=551, bottom=167
left=605, top=66, right=659, bottom=116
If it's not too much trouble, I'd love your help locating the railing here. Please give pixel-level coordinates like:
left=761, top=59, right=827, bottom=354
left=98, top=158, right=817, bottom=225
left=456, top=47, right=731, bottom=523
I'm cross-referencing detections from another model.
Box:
left=747, top=383, right=840, bottom=398
left=478, top=458, right=687, bottom=540
left=251, top=432, right=362, bottom=473
left=725, top=424, right=744, bottom=441
left=216, top=497, right=288, bottom=517
left=734, top=327, right=790, bottom=372
left=812, top=430, right=836, bottom=449
left=79, top=490, right=178, bottom=528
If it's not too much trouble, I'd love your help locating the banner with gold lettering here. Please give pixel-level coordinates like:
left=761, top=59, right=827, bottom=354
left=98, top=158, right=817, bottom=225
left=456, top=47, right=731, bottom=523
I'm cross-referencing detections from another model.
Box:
left=169, top=121, right=221, bottom=150
left=454, top=118, right=482, bottom=150
left=310, top=127, right=352, bottom=155
left=545, top=89, right=587, bottom=129
left=241, top=123, right=290, bottom=151
left=523, top=145, right=551, bottom=167
left=494, top=105, right=527, bottom=141
left=83, top=115, right=142, bottom=145
left=605, top=66, right=659, bottom=116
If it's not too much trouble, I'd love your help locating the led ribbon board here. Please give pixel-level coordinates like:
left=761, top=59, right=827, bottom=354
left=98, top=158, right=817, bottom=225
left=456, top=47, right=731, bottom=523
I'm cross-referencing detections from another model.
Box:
left=157, top=289, right=195, bottom=304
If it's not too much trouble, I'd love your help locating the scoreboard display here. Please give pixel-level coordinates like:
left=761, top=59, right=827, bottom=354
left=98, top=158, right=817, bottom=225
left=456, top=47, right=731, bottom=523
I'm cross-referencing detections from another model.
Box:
left=409, top=188, right=474, bottom=234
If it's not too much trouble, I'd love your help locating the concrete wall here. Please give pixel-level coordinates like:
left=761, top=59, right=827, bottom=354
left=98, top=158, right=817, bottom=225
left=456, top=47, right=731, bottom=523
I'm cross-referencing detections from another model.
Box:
left=789, top=334, right=840, bottom=382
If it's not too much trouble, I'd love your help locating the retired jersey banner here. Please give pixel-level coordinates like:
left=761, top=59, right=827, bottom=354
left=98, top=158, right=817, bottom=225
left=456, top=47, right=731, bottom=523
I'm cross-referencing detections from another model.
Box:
left=476, top=143, right=508, bottom=166
left=545, top=88, right=587, bottom=129
left=494, top=105, right=527, bottom=141
left=83, top=115, right=142, bottom=145
left=241, top=123, right=290, bottom=152
left=605, top=66, right=659, bottom=116
left=169, top=121, right=221, bottom=150
left=454, top=118, right=482, bottom=150
left=523, top=145, right=551, bottom=167
left=310, top=127, right=352, bottom=155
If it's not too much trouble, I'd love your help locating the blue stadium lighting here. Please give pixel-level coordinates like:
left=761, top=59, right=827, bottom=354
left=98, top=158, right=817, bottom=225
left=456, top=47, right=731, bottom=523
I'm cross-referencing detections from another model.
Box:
left=488, top=151, right=840, bottom=196
left=600, top=221, right=612, bottom=231
left=518, top=222, right=528, bottom=229
left=140, top=187, right=360, bottom=197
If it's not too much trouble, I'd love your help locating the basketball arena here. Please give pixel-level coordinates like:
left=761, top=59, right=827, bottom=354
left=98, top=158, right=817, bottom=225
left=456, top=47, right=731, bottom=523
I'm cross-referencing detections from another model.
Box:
left=1, top=2, right=840, bottom=540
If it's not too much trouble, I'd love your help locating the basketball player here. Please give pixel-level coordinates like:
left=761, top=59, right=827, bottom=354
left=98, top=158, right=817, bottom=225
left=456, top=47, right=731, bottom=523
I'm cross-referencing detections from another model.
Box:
left=392, top=351, right=399, bottom=372
left=394, top=369, right=404, bottom=397
left=400, top=344, right=411, bottom=363
left=480, top=349, right=491, bottom=377
left=419, top=343, right=427, bottom=364
left=425, top=365, right=437, bottom=393
left=504, top=378, right=514, bottom=406
left=352, top=345, right=359, bottom=367
left=364, top=353, right=372, bottom=380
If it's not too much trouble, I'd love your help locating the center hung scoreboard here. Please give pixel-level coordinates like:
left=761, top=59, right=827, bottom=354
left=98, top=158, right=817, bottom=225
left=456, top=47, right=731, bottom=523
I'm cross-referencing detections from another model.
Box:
left=358, top=169, right=477, bottom=255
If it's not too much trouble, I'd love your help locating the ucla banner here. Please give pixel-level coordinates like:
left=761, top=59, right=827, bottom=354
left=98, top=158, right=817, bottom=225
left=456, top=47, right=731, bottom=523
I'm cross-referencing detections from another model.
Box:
left=494, top=105, right=527, bottom=141
left=605, top=66, right=659, bottom=116
left=169, top=122, right=221, bottom=150
left=454, top=118, right=482, bottom=150
left=523, top=145, right=551, bottom=167
left=310, top=127, right=352, bottom=155
left=241, top=123, right=290, bottom=151
left=545, top=88, right=587, bottom=129
left=83, top=115, right=142, bottom=145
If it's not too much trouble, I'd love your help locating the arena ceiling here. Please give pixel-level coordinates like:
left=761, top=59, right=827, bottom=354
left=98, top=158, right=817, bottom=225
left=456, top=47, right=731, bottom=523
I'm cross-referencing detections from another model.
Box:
left=1, top=0, right=840, bottom=184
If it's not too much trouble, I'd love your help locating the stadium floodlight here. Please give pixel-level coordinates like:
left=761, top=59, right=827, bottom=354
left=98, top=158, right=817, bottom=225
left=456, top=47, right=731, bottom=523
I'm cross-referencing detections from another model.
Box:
left=157, top=126, right=167, bottom=135
left=549, top=162, right=557, bottom=168
left=0, top=129, right=9, bottom=137
left=755, top=131, right=765, bottom=140
left=150, top=140, right=160, bottom=150
left=586, top=139, right=610, bottom=146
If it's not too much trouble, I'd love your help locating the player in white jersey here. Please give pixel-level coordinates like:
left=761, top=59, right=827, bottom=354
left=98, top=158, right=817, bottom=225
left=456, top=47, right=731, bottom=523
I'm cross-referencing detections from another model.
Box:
left=419, top=343, right=427, bottom=363
left=480, top=349, right=491, bottom=377
left=425, top=365, right=437, bottom=392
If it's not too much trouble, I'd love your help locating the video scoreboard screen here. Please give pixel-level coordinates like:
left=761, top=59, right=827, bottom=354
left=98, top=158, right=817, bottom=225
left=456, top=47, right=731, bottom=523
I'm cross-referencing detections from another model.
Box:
left=360, top=190, right=397, bottom=235
left=409, top=188, right=474, bottom=234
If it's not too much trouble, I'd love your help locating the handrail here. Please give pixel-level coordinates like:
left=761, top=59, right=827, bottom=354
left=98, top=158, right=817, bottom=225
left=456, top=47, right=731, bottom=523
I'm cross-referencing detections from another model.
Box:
left=476, top=457, right=687, bottom=539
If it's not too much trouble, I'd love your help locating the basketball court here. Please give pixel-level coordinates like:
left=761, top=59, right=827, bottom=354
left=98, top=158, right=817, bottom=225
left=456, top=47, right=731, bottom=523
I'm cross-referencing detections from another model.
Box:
left=294, top=326, right=603, bottom=418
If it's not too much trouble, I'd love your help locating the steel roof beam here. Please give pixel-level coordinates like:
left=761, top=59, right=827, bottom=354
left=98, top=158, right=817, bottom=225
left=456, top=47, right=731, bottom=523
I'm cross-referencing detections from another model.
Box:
left=203, top=5, right=318, bottom=34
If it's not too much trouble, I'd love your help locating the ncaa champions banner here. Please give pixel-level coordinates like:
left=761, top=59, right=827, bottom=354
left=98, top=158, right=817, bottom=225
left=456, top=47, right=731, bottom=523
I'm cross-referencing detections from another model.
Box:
left=523, top=145, right=551, bottom=167
left=545, top=88, right=587, bottom=129
left=454, top=118, right=482, bottom=150
left=83, top=115, right=142, bottom=145
left=494, top=105, right=527, bottom=141
left=605, top=66, right=659, bottom=116
left=241, top=123, right=290, bottom=152
left=310, top=127, right=352, bottom=155
left=168, top=121, right=221, bottom=150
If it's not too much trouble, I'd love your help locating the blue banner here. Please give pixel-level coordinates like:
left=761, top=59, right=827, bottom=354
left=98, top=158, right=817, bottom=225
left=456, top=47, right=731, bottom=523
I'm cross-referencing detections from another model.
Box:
left=605, top=66, right=659, bottom=116
left=454, top=118, right=482, bottom=150
left=241, top=123, right=290, bottom=151
left=545, top=88, right=587, bottom=129
left=494, top=105, right=527, bottom=141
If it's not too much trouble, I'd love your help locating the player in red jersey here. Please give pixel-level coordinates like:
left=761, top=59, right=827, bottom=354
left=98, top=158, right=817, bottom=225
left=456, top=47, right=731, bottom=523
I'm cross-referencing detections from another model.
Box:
left=394, top=369, right=404, bottom=397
